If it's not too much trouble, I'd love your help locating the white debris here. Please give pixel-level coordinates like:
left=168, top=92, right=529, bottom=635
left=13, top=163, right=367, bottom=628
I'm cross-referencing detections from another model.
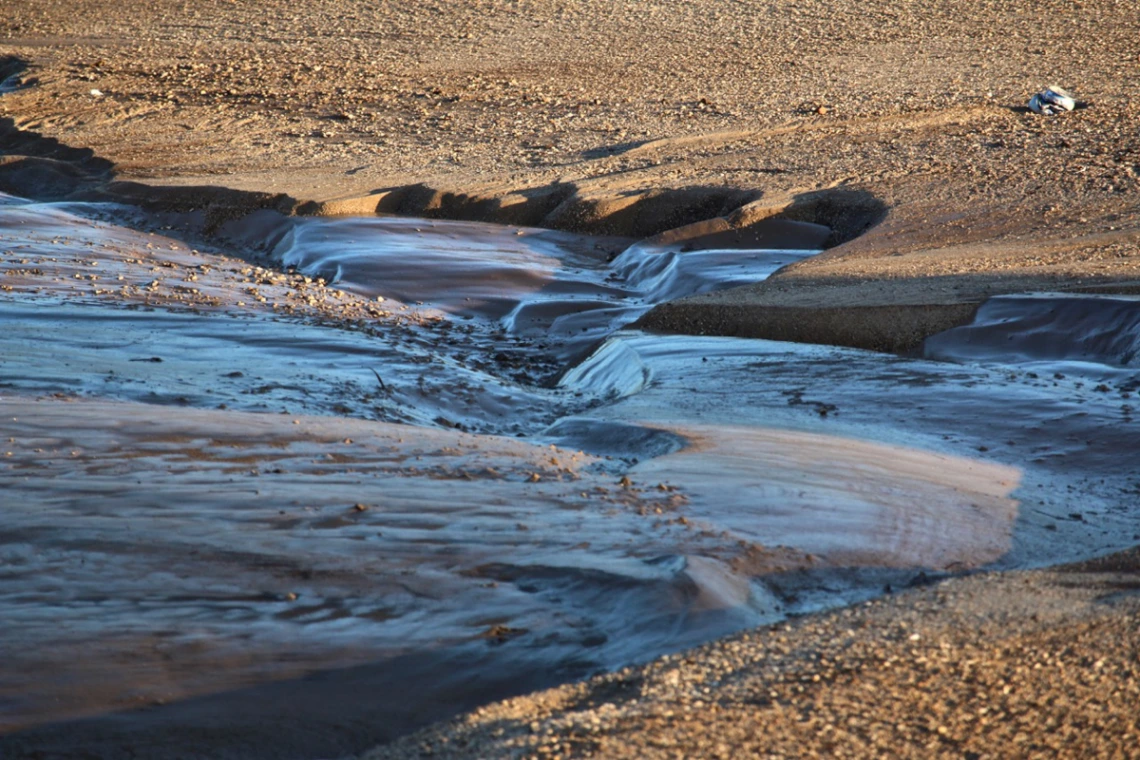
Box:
left=1028, top=85, right=1076, bottom=115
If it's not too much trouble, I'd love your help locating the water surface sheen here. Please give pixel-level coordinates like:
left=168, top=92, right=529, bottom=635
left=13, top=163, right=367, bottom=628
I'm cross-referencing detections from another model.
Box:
left=2, top=195, right=1139, bottom=751
left=265, top=211, right=817, bottom=363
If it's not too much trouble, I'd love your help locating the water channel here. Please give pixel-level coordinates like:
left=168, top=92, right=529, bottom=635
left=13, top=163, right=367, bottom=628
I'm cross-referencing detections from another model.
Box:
left=2, top=191, right=1138, bottom=756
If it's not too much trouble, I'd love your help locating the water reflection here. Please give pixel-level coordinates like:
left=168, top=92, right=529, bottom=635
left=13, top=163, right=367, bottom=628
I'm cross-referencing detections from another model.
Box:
left=1, top=195, right=1137, bottom=750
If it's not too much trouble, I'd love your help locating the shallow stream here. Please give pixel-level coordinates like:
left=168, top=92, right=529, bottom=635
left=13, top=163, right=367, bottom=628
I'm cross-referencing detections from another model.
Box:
left=2, top=192, right=1138, bottom=756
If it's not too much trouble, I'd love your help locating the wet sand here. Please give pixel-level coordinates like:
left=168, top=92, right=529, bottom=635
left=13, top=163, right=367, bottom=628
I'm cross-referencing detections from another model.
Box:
left=2, top=1, right=1140, bottom=758
left=0, top=394, right=681, bottom=753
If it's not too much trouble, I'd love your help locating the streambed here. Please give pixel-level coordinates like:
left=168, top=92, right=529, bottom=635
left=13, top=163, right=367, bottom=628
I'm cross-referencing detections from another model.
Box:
left=1, top=193, right=1138, bottom=757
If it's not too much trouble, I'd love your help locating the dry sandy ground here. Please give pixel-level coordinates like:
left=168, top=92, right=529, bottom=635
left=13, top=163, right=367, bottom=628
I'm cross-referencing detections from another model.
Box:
left=2, top=0, right=1140, bottom=757
left=365, top=551, right=1140, bottom=760
left=3, top=0, right=1139, bottom=352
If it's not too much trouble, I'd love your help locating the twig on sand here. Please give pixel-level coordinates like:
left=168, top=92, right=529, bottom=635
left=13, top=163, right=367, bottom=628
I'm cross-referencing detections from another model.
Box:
left=370, top=368, right=389, bottom=393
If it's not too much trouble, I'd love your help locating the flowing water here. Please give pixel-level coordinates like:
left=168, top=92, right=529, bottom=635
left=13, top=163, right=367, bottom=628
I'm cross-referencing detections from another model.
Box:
left=2, top=192, right=1139, bottom=756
